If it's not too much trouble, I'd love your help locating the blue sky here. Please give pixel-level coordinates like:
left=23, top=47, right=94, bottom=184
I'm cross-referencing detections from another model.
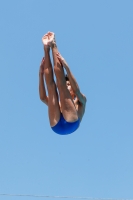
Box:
left=0, top=0, right=133, bottom=200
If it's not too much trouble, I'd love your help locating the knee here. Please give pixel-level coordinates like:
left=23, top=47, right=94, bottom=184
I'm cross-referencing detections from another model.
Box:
left=44, top=67, right=53, bottom=75
left=54, top=63, right=65, bottom=78
left=54, top=65, right=61, bottom=79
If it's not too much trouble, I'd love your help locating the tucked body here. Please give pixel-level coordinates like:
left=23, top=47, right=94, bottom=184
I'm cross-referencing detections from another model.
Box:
left=39, top=32, right=87, bottom=134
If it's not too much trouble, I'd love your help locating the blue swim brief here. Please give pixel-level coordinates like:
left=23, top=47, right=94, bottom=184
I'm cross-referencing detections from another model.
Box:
left=51, top=113, right=80, bottom=135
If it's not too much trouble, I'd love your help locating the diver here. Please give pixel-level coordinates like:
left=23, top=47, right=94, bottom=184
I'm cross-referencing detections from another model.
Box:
left=39, top=32, right=87, bottom=135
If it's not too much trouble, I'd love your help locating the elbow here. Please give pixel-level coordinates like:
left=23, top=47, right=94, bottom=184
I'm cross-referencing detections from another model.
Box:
left=39, top=95, right=46, bottom=101
left=40, top=96, right=48, bottom=105
left=40, top=96, right=43, bottom=101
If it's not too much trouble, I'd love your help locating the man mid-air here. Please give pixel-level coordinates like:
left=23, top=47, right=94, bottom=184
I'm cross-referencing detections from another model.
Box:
left=39, top=32, right=87, bottom=135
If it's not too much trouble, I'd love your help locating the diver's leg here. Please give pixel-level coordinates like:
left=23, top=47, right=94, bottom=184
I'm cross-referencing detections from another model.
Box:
left=50, top=40, right=78, bottom=122
left=43, top=45, right=60, bottom=127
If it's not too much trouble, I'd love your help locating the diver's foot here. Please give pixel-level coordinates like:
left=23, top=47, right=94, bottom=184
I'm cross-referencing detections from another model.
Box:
left=47, top=31, right=56, bottom=47
left=42, top=33, right=50, bottom=52
left=42, top=33, right=49, bottom=46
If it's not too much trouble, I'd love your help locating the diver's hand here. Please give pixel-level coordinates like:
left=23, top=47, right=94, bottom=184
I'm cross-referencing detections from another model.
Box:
left=56, top=52, right=68, bottom=68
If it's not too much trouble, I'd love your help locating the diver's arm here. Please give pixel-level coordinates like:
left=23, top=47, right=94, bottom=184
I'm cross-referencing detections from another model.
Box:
left=39, top=59, right=48, bottom=105
left=64, top=65, right=79, bottom=92
left=56, top=52, right=87, bottom=105
left=56, top=52, right=79, bottom=92
left=65, top=66, right=87, bottom=105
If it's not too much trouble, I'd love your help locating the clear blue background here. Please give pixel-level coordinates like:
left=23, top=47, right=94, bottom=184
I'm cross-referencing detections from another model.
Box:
left=0, top=0, right=133, bottom=200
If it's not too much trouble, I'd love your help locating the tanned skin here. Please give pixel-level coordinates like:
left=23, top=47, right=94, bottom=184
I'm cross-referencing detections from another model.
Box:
left=39, top=32, right=87, bottom=127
